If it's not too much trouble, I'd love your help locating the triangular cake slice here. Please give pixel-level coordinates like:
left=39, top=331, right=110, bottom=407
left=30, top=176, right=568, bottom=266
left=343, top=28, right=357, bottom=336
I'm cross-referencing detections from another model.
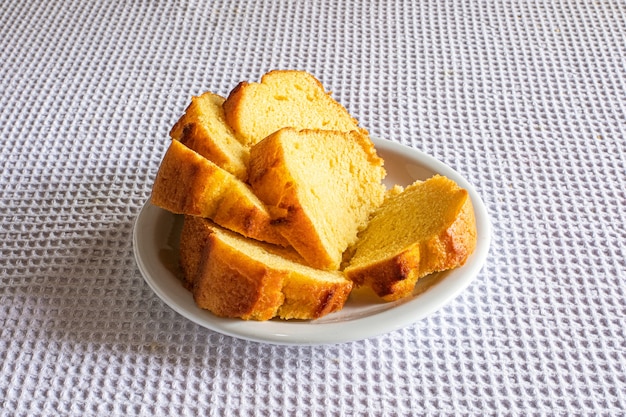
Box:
left=344, top=175, right=477, bottom=301
left=170, top=92, right=250, bottom=180
left=248, top=128, right=386, bottom=270
left=223, top=70, right=365, bottom=146
left=150, top=139, right=286, bottom=246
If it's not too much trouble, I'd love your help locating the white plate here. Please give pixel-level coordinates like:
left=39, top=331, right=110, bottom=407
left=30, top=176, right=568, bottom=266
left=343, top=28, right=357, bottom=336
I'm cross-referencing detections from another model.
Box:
left=133, top=138, right=491, bottom=345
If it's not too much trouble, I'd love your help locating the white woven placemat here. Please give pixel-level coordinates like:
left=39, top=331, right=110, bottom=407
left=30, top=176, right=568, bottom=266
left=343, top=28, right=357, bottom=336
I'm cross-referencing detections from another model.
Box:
left=1, top=0, right=625, bottom=415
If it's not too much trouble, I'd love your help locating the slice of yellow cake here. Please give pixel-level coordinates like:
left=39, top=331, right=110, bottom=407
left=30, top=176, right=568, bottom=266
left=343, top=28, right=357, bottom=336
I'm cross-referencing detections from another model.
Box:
left=150, top=139, right=287, bottom=246
left=180, top=216, right=353, bottom=320
left=248, top=128, right=387, bottom=270
left=344, top=175, right=477, bottom=301
left=222, top=70, right=365, bottom=146
left=170, top=92, right=250, bottom=180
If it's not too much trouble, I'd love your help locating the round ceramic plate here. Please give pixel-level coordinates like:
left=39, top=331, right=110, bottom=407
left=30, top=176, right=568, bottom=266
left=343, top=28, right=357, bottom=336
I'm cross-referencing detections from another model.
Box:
left=133, top=138, right=491, bottom=345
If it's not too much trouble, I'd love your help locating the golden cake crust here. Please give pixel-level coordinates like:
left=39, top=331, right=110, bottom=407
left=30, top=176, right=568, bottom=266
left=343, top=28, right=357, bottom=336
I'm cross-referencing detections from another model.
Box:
left=180, top=216, right=353, bottom=320
left=345, top=246, right=421, bottom=302
left=151, top=140, right=287, bottom=246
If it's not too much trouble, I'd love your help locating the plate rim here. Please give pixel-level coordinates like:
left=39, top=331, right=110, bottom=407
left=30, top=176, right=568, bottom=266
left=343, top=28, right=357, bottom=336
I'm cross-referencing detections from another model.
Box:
left=133, top=138, right=492, bottom=345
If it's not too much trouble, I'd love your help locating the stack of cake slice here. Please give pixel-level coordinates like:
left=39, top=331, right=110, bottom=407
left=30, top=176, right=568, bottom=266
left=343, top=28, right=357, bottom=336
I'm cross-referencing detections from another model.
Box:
left=150, top=70, right=477, bottom=320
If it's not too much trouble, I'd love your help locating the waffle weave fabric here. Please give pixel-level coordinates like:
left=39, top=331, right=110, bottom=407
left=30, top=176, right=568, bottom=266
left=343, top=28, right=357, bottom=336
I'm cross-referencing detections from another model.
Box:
left=1, top=0, right=625, bottom=415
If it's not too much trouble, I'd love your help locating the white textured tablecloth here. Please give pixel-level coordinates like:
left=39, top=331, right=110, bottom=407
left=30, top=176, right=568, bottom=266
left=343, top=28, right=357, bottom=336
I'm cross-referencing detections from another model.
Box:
left=1, top=0, right=625, bottom=415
